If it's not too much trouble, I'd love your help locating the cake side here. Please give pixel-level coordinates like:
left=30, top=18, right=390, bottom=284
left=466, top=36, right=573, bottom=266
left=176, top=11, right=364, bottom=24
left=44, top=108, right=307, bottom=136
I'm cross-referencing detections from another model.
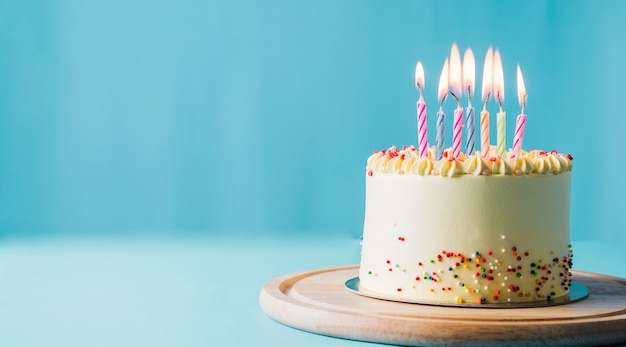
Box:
left=358, top=146, right=573, bottom=304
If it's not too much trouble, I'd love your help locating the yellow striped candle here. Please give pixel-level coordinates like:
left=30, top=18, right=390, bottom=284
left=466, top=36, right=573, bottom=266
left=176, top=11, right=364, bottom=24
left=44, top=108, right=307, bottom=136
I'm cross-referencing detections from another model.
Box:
left=480, top=108, right=490, bottom=157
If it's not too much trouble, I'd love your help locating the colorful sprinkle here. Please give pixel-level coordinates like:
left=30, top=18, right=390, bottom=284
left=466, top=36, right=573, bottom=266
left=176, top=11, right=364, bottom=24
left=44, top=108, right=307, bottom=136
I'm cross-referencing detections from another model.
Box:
left=369, top=240, right=573, bottom=304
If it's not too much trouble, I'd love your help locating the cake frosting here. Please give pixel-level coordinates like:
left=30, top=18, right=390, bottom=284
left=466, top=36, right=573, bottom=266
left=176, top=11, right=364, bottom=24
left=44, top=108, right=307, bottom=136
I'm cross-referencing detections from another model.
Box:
left=358, top=145, right=573, bottom=304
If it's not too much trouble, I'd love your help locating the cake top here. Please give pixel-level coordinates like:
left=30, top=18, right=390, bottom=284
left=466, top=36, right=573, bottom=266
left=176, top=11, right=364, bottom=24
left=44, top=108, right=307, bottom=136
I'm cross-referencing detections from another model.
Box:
left=367, top=145, right=573, bottom=177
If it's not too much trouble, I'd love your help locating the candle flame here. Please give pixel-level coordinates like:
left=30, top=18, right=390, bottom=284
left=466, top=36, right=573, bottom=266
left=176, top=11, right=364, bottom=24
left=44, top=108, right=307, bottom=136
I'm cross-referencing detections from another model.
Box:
left=481, top=47, right=494, bottom=103
left=415, top=61, right=425, bottom=91
left=438, top=58, right=449, bottom=104
left=493, top=48, right=504, bottom=105
left=517, top=64, right=527, bottom=107
left=449, top=43, right=462, bottom=101
left=462, top=48, right=475, bottom=100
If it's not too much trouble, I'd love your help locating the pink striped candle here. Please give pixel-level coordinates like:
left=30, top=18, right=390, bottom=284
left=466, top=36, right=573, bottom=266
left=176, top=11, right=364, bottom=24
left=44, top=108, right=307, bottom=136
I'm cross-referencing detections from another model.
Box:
left=512, top=65, right=527, bottom=157
left=452, top=107, right=464, bottom=158
left=415, top=62, right=428, bottom=158
left=417, top=96, right=428, bottom=157
left=512, top=114, right=526, bottom=156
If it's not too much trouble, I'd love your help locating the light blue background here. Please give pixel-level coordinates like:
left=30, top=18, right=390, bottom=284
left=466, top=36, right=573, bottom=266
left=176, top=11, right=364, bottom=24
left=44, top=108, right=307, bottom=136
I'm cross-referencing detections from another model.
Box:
left=1, top=1, right=626, bottom=346
left=1, top=0, right=625, bottom=242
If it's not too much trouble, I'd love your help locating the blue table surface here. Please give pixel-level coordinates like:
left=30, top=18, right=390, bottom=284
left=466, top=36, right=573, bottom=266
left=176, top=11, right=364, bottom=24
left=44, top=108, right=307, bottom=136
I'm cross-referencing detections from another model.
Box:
left=0, top=234, right=623, bottom=347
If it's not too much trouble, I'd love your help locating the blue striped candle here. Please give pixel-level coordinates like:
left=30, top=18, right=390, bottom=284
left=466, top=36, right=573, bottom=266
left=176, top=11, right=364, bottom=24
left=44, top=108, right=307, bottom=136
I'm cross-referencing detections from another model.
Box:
left=465, top=105, right=475, bottom=156
left=435, top=108, right=446, bottom=160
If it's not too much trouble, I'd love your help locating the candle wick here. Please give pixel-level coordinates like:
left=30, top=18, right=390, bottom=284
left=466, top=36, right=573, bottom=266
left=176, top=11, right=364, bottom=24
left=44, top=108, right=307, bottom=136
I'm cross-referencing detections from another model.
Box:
left=449, top=90, right=461, bottom=106
left=483, top=92, right=491, bottom=109
left=439, top=93, right=447, bottom=108
left=496, top=91, right=503, bottom=112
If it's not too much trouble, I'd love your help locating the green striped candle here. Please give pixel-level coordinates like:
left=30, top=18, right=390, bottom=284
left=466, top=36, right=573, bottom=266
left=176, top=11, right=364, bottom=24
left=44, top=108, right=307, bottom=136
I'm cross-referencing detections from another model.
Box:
left=496, top=109, right=506, bottom=156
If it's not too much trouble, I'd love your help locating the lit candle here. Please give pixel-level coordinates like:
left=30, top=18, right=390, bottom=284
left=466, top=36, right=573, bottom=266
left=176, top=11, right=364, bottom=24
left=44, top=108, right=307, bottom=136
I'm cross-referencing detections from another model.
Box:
left=415, top=61, right=428, bottom=158
left=480, top=47, right=493, bottom=157
left=512, top=64, right=527, bottom=157
left=449, top=43, right=463, bottom=159
left=493, top=49, right=506, bottom=156
left=436, top=58, right=449, bottom=160
left=463, top=48, right=476, bottom=156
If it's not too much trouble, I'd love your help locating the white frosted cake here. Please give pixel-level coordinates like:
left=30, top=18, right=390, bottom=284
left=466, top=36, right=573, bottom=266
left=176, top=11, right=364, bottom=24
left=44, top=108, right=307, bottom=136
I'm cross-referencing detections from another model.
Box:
left=358, top=145, right=574, bottom=304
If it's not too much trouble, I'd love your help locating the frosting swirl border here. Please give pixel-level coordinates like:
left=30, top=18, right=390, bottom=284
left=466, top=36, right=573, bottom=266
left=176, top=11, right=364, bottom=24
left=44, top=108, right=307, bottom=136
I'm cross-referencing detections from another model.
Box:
left=366, top=145, right=573, bottom=177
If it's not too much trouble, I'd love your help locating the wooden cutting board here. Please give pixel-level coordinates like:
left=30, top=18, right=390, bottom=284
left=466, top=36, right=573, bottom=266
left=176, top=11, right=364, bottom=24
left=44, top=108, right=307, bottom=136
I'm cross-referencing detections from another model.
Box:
left=259, top=265, right=626, bottom=346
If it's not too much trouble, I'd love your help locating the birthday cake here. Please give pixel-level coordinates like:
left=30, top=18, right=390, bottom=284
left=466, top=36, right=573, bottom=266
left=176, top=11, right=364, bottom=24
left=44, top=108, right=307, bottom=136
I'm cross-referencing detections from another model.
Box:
left=358, top=145, right=573, bottom=304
